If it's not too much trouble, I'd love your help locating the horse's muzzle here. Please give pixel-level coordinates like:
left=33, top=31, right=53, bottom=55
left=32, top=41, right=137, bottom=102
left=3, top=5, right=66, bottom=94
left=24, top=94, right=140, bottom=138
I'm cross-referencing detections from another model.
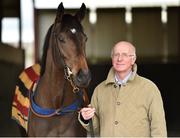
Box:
left=74, top=69, right=91, bottom=88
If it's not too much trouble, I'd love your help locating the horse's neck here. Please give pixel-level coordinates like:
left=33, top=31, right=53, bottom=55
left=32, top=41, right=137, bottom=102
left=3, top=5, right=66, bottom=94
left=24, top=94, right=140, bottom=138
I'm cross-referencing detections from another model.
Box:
left=34, top=47, right=73, bottom=109
left=34, top=69, right=66, bottom=108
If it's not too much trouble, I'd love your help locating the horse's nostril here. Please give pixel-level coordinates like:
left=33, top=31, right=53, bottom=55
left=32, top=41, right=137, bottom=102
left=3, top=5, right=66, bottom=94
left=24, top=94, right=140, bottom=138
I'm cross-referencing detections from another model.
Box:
left=77, top=70, right=86, bottom=81
left=77, top=74, right=82, bottom=82
left=76, top=69, right=91, bottom=86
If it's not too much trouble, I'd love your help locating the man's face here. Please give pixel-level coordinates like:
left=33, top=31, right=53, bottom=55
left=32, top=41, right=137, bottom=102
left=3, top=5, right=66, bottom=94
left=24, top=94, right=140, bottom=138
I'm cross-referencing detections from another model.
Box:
left=112, top=42, right=136, bottom=74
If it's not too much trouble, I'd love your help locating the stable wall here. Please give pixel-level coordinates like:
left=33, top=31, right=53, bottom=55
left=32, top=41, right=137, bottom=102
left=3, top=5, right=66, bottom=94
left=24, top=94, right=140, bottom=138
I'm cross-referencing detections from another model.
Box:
left=35, top=7, right=180, bottom=64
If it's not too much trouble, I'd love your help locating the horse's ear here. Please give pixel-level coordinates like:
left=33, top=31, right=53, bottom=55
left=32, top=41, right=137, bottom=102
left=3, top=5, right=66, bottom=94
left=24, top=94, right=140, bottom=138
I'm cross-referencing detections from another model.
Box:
left=55, top=2, right=64, bottom=23
left=75, top=3, right=86, bottom=22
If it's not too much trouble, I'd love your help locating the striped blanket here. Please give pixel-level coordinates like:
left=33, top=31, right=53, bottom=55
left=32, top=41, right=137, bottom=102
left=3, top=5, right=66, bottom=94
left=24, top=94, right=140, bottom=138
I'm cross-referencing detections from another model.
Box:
left=11, top=63, right=40, bottom=131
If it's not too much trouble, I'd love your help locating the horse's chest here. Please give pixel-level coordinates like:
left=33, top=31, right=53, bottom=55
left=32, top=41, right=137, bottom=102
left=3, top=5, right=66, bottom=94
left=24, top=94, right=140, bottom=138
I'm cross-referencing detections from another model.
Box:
left=29, top=114, right=86, bottom=136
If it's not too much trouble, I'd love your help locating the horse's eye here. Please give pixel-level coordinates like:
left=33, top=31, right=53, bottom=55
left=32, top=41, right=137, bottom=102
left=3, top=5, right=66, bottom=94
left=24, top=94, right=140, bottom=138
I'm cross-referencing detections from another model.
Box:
left=58, top=36, right=65, bottom=43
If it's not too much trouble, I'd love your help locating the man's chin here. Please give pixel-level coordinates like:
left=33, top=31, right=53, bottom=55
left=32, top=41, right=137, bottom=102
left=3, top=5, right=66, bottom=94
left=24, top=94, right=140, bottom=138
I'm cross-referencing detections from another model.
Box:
left=114, top=67, right=126, bottom=72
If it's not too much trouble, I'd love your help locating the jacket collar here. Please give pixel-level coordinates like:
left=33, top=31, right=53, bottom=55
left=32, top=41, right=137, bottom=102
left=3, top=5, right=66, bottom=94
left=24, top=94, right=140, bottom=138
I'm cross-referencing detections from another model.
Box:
left=105, top=63, right=137, bottom=85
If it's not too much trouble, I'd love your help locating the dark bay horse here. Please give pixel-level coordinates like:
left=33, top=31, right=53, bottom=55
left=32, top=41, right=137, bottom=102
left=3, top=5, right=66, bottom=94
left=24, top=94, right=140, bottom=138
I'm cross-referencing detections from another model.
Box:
left=28, top=3, right=91, bottom=137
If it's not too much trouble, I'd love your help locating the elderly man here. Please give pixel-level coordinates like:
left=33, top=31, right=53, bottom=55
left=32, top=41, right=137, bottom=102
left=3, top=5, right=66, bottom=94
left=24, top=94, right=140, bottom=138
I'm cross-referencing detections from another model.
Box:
left=79, top=41, right=167, bottom=137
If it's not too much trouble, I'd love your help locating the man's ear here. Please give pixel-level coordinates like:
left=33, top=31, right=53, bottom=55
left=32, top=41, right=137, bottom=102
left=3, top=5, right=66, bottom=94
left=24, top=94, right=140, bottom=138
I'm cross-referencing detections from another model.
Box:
left=134, top=55, right=137, bottom=61
left=131, top=56, right=136, bottom=65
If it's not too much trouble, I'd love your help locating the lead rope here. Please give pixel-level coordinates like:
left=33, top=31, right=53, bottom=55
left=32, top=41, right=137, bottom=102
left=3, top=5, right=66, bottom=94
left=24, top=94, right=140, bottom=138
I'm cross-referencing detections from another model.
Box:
left=89, top=119, right=95, bottom=137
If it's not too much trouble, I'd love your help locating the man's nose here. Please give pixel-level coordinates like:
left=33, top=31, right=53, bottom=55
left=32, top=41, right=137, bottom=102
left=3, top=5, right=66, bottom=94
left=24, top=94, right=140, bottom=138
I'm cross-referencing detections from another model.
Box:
left=117, top=55, right=123, bottom=61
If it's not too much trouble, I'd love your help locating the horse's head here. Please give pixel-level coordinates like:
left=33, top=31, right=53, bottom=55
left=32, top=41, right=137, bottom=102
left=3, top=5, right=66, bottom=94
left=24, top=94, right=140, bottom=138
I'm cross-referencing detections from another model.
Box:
left=51, top=3, right=91, bottom=88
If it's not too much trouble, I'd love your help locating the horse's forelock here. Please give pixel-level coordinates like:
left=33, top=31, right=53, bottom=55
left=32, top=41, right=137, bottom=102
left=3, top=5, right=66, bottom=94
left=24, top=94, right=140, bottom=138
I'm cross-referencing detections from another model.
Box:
left=61, top=14, right=83, bottom=32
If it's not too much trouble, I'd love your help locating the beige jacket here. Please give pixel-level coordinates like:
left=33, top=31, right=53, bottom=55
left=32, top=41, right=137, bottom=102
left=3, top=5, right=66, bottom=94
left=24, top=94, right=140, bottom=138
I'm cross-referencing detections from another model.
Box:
left=79, top=64, right=167, bottom=137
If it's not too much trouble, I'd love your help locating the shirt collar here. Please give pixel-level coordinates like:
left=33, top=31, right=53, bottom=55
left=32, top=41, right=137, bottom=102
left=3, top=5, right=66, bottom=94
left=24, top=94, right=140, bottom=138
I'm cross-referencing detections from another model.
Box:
left=115, top=71, right=132, bottom=85
left=105, top=63, right=137, bottom=85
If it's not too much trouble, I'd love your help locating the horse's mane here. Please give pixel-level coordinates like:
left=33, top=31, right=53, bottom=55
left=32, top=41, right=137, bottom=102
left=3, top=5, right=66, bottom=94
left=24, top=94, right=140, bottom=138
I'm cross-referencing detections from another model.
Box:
left=40, top=25, right=53, bottom=76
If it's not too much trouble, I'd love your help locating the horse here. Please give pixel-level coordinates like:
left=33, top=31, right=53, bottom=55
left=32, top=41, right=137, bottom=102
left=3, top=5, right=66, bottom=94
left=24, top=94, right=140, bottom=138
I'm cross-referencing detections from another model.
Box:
left=27, top=3, right=91, bottom=136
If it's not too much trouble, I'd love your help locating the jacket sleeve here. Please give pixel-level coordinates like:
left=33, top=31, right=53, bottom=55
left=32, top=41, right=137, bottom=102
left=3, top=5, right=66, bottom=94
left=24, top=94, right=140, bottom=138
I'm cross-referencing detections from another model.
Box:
left=78, top=86, right=100, bottom=136
left=148, top=85, right=167, bottom=137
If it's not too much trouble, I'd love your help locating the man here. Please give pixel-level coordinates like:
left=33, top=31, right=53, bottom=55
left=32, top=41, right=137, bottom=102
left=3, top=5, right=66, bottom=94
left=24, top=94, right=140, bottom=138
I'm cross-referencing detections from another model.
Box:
left=79, top=41, right=167, bottom=137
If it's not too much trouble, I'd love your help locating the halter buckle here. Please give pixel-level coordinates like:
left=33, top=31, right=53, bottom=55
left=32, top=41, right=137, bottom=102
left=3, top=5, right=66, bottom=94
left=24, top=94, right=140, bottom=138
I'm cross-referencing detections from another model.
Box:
left=64, top=66, right=80, bottom=93
left=73, top=87, right=80, bottom=93
left=55, top=108, right=62, bottom=115
left=64, top=66, right=73, bottom=80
